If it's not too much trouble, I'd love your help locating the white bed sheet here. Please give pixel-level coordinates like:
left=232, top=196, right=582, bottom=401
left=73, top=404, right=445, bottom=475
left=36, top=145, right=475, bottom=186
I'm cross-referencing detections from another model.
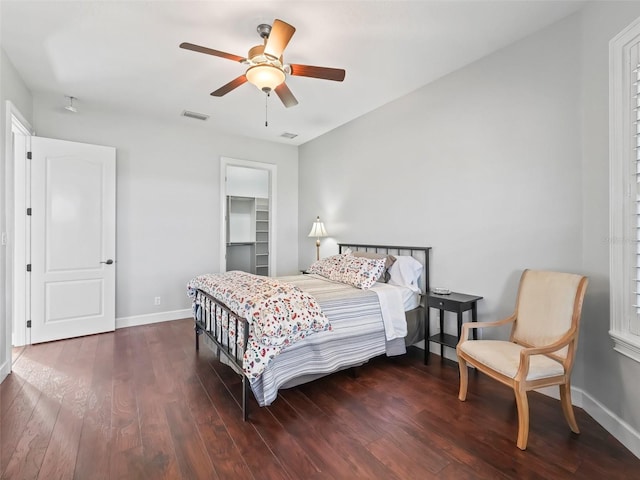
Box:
left=369, top=283, right=407, bottom=341
left=374, top=282, right=421, bottom=310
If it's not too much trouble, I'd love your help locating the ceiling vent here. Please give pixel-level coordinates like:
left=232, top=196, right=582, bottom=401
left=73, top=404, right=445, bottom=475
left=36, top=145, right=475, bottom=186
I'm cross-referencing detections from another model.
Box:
left=181, top=110, right=209, bottom=121
left=280, top=132, right=298, bottom=139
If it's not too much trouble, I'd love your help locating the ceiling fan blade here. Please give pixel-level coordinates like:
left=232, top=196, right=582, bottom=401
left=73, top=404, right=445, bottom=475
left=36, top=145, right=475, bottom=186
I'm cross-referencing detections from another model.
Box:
left=180, top=42, right=245, bottom=63
left=211, top=75, right=248, bottom=96
left=264, top=19, right=296, bottom=60
left=289, top=64, right=346, bottom=82
left=274, top=82, right=298, bottom=108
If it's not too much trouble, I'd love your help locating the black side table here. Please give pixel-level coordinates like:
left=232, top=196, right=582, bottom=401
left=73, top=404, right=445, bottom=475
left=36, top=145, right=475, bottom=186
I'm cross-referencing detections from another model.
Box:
left=425, top=291, right=483, bottom=364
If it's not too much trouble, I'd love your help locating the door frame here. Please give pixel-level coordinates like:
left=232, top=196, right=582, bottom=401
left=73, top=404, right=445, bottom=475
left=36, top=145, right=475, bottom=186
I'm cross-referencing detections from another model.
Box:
left=4, top=101, right=33, bottom=377
left=9, top=104, right=32, bottom=348
left=220, top=157, right=277, bottom=276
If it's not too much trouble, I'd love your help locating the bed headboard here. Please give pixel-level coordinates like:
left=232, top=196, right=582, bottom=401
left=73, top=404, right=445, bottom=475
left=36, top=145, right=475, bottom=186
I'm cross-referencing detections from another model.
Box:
left=338, top=243, right=431, bottom=294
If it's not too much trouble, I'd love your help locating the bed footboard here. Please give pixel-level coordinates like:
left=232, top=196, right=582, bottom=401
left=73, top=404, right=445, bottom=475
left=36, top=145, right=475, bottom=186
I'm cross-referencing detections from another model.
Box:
left=192, top=288, right=251, bottom=420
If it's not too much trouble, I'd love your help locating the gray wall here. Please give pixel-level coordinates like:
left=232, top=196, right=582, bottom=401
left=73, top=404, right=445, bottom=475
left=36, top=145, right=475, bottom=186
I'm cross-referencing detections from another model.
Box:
left=579, top=1, right=640, bottom=444
left=32, top=92, right=299, bottom=320
left=298, top=2, right=640, bottom=453
left=299, top=13, right=583, bottom=336
left=0, top=48, right=33, bottom=380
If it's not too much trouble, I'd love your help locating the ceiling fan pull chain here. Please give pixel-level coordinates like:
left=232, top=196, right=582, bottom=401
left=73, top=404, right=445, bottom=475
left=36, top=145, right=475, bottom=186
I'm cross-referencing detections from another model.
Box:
left=265, top=91, right=269, bottom=127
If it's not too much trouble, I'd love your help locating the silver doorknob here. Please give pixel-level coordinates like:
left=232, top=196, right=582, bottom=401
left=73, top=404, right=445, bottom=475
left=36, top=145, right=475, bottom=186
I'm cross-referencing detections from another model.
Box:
left=101, top=259, right=114, bottom=265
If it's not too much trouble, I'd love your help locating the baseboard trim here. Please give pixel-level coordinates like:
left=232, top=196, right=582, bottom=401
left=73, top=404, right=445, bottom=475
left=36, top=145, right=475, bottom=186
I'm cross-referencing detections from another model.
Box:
left=536, top=384, right=639, bottom=458
left=0, top=359, right=11, bottom=383
left=579, top=388, right=640, bottom=459
left=534, top=385, right=582, bottom=405
left=116, top=309, right=191, bottom=329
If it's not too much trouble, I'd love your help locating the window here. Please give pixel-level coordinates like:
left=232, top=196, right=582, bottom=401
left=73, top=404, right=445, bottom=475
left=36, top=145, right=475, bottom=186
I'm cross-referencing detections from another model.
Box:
left=610, top=16, right=640, bottom=362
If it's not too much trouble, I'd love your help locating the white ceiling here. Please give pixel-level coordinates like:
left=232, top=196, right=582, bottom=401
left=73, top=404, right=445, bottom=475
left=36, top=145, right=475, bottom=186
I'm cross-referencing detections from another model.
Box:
left=0, top=1, right=585, bottom=146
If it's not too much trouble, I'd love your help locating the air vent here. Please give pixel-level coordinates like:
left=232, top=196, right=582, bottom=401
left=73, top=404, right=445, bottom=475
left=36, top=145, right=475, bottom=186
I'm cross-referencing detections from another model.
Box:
left=181, top=110, right=209, bottom=121
left=280, top=132, right=298, bottom=139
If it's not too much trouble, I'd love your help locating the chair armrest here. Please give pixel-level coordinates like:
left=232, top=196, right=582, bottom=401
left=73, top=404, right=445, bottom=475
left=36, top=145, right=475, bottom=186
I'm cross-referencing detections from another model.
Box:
left=515, top=329, right=577, bottom=380
left=458, top=314, right=516, bottom=344
left=520, top=333, right=574, bottom=357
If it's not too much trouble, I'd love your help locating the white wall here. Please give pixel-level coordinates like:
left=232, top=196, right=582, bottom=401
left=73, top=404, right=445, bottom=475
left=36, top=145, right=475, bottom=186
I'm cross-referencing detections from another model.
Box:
left=298, top=1, right=640, bottom=457
left=299, top=13, right=583, bottom=336
left=0, top=48, right=33, bottom=381
left=227, top=165, right=269, bottom=198
left=32, top=93, right=299, bottom=322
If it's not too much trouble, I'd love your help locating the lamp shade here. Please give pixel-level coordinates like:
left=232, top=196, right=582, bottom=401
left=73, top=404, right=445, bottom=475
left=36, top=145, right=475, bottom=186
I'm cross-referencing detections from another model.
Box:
left=246, top=64, right=285, bottom=92
left=308, top=216, right=327, bottom=238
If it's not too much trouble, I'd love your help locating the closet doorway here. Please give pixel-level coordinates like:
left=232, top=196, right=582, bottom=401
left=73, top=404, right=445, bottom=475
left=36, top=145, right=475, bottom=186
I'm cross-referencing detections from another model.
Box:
left=220, top=158, right=276, bottom=276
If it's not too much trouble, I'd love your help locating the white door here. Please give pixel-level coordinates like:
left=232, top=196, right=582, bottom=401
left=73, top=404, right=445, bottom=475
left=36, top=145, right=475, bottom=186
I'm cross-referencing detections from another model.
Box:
left=30, top=137, right=116, bottom=343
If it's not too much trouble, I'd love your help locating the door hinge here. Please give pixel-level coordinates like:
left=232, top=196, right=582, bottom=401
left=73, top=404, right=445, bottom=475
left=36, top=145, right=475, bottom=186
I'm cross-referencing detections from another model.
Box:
left=26, top=320, right=31, bottom=328
left=27, top=151, right=32, bottom=160
left=26, top=264, right=31, bottom=272
left=26, top=208, right=32, bottom=216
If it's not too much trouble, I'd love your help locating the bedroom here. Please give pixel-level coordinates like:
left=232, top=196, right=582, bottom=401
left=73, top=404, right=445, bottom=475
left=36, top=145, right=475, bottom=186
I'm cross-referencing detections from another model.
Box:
left=2, top=0, right=640, bottom=476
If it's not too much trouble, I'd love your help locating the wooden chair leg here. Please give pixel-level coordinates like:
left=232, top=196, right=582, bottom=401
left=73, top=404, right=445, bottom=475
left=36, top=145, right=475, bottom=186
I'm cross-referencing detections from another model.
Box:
left=514, top=388, right=530, bottom=450
left=560, top=383, right=580, bottom=434
left=458, top=356, right=468, bottom=401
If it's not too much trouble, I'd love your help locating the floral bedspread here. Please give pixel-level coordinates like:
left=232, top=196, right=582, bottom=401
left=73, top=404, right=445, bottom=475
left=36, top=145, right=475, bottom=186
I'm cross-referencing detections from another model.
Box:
left=187, top=271, right=331, bottom=379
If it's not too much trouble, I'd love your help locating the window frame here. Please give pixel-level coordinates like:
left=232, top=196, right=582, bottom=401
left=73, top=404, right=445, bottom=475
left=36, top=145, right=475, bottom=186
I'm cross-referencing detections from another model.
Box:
left=610, top=16, right=640, bottom=363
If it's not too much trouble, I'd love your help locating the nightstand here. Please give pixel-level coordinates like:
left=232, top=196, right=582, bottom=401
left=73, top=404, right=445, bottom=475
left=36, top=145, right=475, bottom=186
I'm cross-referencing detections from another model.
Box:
left=425, top=291, right=483, bottom=364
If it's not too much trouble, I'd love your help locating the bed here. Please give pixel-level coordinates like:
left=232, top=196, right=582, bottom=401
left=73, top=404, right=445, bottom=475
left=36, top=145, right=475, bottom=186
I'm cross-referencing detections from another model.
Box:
left=188, top=243, right=431, bottom=420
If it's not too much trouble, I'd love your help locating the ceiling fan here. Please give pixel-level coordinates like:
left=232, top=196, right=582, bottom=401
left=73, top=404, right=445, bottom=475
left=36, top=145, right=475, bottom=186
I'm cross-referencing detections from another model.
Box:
left=180, top=19, right=346, bottom=108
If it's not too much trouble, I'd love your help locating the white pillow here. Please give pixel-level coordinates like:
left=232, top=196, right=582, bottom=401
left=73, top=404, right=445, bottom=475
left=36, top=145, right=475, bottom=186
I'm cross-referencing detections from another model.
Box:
left=387, top=255, right=423, bottom=293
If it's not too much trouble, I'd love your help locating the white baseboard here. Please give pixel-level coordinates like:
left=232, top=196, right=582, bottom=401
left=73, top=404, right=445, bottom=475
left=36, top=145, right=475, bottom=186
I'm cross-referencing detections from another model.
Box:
left=534, top=385, right=578, bottom=404
left=535, top=384, right=639, bottom=458
left=115, top=308, right=191, bottom=329
left=579, top=388, right=640, bottom=459
left=0, top=359, right=11, bottom=383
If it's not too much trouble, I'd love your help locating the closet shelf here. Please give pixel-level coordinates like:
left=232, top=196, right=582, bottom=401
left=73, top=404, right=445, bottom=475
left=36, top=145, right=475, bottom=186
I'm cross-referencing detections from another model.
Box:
left=227, top=194, right=269, bottom=276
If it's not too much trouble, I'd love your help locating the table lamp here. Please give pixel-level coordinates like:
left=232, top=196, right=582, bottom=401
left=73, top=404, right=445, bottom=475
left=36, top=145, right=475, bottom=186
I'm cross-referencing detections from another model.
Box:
left=308, top=216, right=327, bottom=261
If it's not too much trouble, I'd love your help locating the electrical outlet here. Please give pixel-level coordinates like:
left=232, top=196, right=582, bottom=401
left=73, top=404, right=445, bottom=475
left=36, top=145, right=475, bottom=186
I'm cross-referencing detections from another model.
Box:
left=154, top=296, right=161, bottom=306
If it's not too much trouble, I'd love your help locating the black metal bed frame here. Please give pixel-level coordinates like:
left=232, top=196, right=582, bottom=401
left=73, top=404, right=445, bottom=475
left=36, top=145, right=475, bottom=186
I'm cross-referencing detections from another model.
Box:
left=193, top=289, right=251, bottom=420
left=193, top=243, right=431, bottom=421
left=337, top=243, right=431, bottom=294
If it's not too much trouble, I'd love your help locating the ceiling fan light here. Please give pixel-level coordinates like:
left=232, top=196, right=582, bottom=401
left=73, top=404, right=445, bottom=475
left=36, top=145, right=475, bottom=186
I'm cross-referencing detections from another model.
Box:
left=246, top=64, right=285, bottom=92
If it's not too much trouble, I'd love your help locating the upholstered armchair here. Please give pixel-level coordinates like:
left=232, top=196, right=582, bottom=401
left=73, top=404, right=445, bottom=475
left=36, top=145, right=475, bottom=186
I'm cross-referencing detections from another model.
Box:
left=456, top=269, right=588, bottom=450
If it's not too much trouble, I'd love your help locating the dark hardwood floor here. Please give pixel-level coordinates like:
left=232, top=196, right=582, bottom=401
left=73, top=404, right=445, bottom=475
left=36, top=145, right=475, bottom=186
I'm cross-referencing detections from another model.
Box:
left=1, top=318, right=638, bottom=479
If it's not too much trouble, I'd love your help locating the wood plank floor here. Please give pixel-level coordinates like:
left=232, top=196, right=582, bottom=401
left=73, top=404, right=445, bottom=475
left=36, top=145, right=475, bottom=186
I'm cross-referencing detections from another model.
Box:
left=1, top=318, right=638, bottom=479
